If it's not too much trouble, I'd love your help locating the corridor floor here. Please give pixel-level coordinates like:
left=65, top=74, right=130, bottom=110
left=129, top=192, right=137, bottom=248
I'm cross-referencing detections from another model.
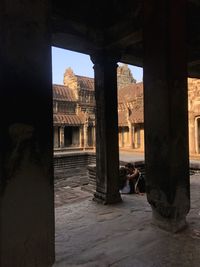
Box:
left=54, top=174, right=200, bottom=267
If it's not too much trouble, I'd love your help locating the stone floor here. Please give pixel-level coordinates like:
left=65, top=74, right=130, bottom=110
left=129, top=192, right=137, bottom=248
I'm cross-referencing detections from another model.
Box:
left=54, top=173, right=200, bottom=267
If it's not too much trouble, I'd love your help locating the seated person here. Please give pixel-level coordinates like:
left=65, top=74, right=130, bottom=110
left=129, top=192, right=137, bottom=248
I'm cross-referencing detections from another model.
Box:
left=119, top=163, right=140, bottom=194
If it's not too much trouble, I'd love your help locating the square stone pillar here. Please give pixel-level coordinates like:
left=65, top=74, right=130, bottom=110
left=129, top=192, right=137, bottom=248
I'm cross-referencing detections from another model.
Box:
left=79, top=125, right=84, bottom=148
left=188, top=116, right=195, bottom=154
left=54, top=126, right=59, bottom=148
left=59, top=126, right=65, bottom=148
left=144, top=0, right=190, bottom=232
left=0, top=1, right=54, bottom=266
left=194, top=117, right=200, bottom=154
left=83, top=124, right=88, bottom=149
left=91, top=53, right=122, bottom=204
left=92, top=126, right=96, bottom=148
left=128, top=123, right=134, bottom=148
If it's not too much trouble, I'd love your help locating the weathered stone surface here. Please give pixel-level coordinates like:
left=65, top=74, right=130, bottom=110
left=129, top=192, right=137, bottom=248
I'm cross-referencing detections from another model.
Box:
left=0, top=1, right=54, bottom=266
left=117, top=64, right=136, bottom=89
left=54, top=174, right=200, bottom=267
left=55, top=66, right=200, bottom=155
left=63, top=68, right=78, bottom=92
left=91, top=53, right=122, bottom=204
left=54, top=151, right=96, bottom=188
left=143, top=0, right=190, bottom=231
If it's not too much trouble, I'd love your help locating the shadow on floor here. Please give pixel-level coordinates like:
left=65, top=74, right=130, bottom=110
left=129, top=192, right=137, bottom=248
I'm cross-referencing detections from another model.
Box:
left=54, top=174, right=200, bottom=267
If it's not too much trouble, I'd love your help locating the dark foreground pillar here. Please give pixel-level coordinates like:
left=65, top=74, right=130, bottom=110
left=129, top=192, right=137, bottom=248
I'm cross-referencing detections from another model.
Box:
left=91, top=53, right=122, bottom=204
left=0, top=1, right=54, bottom=266
left=143, top=0, right=190, bottom=232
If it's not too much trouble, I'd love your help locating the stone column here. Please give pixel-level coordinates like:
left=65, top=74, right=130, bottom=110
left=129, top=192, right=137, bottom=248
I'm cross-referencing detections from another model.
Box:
left=128, top=122, right=134, bottom=148
left=132, top=126, right=135, bottom=148
left=194, top=117, right=200, bottom=154
left=92, top=124, right=96, bottom=150
left=83, top=123, right=88, bottom=149
left=0, top=1, right=54, bottom=266
left=91, top=52, right=122, bottom=204
left=59, top=126, right=65, bottom=148
left=140, top=128, right=145, bottom=151
left=135, top=128, right=140, bottom=149
left=54, top=126, right=59, bottom=148
left=121, top=128, right=125, bottom=147
left=79, top=125, right=84, bottom=148
left=188, top=115, right=195, bottom=155
left=78, top=126, right=81, bottom=148
left=198, top=120, right=200, bottom=154
left=144, top=0, right=190, bottom=232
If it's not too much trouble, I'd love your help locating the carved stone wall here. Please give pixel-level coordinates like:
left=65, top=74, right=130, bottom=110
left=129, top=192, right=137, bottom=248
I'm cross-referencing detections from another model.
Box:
left=117, top=64, right=136, bottom=89
left=56, top=67, right=200, bottom=154
left=63, top=68, right=78, bottom=97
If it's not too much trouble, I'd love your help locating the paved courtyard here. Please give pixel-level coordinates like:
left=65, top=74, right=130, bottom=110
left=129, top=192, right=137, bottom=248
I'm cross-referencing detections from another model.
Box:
left=54, top=172, right=200, bottom=267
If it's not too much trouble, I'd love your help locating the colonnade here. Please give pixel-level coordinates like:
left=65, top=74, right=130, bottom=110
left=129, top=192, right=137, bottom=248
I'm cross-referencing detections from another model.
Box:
left=0, top=0, right=190, bottom=265
left=53, top=125, right=95, bottom=149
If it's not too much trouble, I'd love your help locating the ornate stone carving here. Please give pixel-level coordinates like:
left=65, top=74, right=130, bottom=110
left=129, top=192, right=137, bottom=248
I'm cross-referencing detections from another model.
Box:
left=63, top=67, right=78, bottom=94
left=117, top=64, right=136, bottom=89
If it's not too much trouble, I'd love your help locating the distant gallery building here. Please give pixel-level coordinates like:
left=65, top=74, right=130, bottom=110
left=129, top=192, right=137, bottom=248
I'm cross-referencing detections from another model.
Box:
left=53, top=64, right=200, bottom=155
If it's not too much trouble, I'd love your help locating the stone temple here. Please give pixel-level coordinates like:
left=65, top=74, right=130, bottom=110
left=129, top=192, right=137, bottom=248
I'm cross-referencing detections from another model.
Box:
left=1, top=0, right=200, bottom=266
left=53, top=64, right=200, bottom=155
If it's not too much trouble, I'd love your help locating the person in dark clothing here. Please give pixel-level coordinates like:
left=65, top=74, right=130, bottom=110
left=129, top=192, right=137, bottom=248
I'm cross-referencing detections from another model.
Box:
left=119, top=163, right=140, bottom=194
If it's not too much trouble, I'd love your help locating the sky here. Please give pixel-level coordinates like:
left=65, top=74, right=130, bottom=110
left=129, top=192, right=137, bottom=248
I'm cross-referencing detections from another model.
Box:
left=51, top=46, right=143, bottom=85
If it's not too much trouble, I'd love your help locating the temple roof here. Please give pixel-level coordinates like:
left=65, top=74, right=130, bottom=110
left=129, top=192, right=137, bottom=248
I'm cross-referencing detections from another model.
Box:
left=53, top=79, right=144, bottom=125
left=53, top=84, right=77, bottom=101
left=54, top=114, right=84, bottom=126
left=53, top=66, right=145, bottom=126
left=118, top=82, right=143, bottom=103
left=118, top=111, right=128, bottom=127
left=129, top=104, right=144, bottom=123
left=76, top=75, right=94, bottom=91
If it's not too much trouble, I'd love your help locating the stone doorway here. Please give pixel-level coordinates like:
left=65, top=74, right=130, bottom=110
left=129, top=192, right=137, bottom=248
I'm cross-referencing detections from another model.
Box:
left=64, top=126, right=80, bottom=147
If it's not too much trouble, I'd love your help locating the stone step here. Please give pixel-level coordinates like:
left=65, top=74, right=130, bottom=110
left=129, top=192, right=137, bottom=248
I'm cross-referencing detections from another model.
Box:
left=89, top=180, right=96, bottom=186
